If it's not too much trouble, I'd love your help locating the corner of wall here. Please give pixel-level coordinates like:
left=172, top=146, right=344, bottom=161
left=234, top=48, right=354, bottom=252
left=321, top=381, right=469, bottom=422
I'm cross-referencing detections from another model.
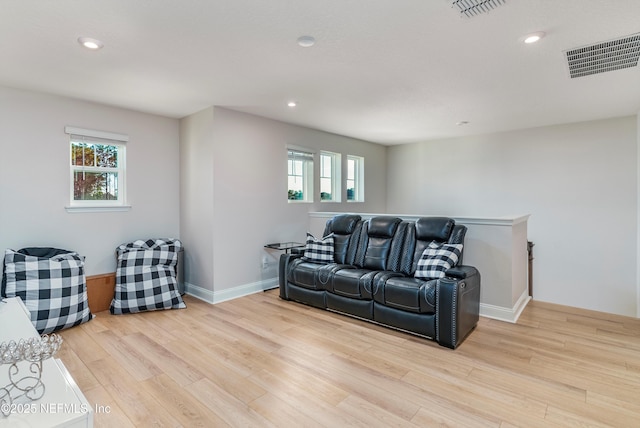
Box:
left=637, top=111, right=640, bottom=318
left=179, top=106, right=216, bottom=293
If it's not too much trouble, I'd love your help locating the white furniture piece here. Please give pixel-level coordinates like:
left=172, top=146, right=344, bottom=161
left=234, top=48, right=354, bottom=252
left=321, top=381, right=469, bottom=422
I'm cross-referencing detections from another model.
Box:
left=0, top=297, right=93, bottom=427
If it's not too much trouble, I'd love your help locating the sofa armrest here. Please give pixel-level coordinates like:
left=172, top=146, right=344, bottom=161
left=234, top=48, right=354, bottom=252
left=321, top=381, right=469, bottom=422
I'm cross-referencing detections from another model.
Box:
left=436, top=265, right=480, bottom=349
left=279, top=253, right=302, bottom=300
left=445, top=265, right=477, bottom=280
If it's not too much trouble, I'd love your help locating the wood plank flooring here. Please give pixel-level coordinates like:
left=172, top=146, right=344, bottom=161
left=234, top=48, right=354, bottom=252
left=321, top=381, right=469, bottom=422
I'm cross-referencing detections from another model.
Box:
left=57, top=291, right=640, bottom=427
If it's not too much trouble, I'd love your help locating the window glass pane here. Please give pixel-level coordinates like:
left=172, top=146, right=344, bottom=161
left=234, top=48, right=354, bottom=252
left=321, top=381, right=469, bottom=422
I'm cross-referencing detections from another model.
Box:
left=74, top=171, right=119, bottom=201
left=347, top=155, right=363, bottom=202
left=288, top=176, right=303, bottom=200
left=321, top=155, right=331, bottom=177
left=347, top=158, right=355, bottom=180
left=347, top=186, right=355, bottom=200
left=287, top=149, right=313, bottom=202
left=71, top=143, right=96, bottom=167
left=288, top=158, right=304, bottom=200
left=95, top=144, right=118, bottom=167
left=320, top=154, right=331, bottom=200
left=320, top=151, right=341, bottom=202
left=320, top=177, right=332, bottom=200
left=71, top=142, right=83, bottom=166
left=347, top=158, right=355, bottom=200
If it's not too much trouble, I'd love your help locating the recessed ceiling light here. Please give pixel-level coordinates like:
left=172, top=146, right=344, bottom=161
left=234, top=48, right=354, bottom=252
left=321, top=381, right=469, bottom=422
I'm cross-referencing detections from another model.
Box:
left=297, top=36, right=316, bottom=48
left=523, top=32, right=545, bottom=44
left=78, top=37, right=104, bottom=50
left=456, top=121, right=469, bottom=126
left=287, top=101, right=297, bottom=107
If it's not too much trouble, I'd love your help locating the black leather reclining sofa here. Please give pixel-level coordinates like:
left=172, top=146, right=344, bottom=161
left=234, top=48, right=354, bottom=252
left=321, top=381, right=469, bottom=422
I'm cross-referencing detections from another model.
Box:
left=279, top=214, right=481, bottom=348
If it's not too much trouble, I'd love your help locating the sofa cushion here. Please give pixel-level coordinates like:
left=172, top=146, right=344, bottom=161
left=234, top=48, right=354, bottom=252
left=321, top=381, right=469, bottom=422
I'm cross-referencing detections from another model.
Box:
left=414, top=242, right=463, bottom=279
left=329, top=268, right=375, bottom=300
left=302, top=233, right=334, bottom=264
left=287, top=259, right=328, bottom=291
left=374, top=276, right=438, bottom=314
left=3, top=248, right=93, bottom=334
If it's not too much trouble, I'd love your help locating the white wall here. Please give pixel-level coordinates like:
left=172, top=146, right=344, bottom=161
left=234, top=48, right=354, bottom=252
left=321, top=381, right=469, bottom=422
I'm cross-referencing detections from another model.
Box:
left=637, top=111, right=640, bottom=317
left=5, top=84, right=636, bottom=318
left=0, top=86, right=180, bottom=275
left=180, top=107, right=387, bottom=300
left=179, top=107, right=215, bottom=295
left=387, top=117, right=638, bottom=317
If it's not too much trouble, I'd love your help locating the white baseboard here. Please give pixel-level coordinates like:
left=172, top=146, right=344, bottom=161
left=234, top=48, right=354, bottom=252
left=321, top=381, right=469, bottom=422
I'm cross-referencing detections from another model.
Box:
left=184, top=282, right=215, bottom=303
left=479, top=290, right=531, bottom=323
left=188, top=278, right=531, bottom=324
left=184, top=278, right=278, bottom=305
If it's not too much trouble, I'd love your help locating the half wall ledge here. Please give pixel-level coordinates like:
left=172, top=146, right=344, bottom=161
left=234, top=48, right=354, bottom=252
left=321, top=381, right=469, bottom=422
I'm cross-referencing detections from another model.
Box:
left=309, top=212, right=531, bottom=324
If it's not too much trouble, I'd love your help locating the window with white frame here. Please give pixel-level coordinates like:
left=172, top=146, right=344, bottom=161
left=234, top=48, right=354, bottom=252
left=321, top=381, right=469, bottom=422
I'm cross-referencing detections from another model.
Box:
left=347, top=155, right=364, bottom=202
left=320, top=151, right=341, bottom=202
left=66, top=126, right=128, bottom=208
left=287, top=148, right=314, bottom=202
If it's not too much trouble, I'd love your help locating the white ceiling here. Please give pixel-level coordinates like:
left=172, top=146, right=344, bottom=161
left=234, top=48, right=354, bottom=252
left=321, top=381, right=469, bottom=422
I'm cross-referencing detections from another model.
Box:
left=1, top=0, right=639, bottom=145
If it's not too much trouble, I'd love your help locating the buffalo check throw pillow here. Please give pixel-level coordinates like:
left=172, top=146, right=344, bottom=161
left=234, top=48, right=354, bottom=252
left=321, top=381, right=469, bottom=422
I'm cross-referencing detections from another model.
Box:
left=3, top=249, right=93, bottom=334
left=302, top=233, right=334, bottom=264
left=110, top=238, right=186, bottom=315
left=414, top=241, right=463, bottom=280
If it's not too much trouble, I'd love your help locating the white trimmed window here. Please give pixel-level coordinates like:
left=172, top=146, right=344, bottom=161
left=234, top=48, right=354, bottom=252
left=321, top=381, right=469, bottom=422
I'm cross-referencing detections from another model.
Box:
left=288, top=148, right=314, bottom=202
left=347, top=155, right=364, bottom=202
left=66, top=126, right=128, bottom=209
left=320, top=151, right=341, bottom=202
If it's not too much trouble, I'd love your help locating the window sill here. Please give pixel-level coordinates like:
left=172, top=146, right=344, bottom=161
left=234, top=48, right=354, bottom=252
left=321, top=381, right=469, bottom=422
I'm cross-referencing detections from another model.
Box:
left=65, top=205, right=132, bottom=213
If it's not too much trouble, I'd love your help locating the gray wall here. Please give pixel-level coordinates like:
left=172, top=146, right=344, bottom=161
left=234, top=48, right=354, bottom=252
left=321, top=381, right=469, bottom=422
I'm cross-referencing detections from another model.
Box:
left=387, top=116, right=638, bottom=317
left=180, top=107, right=387, bottom=298
left=0, top=86, right=180, bottom=275
left=179, top=107, right=215, bottom=295
left=3, top=84, right=638, bottom=318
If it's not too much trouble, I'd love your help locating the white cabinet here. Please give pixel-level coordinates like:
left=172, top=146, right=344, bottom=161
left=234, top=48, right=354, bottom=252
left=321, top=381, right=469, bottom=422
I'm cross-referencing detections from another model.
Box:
left=0, top=297, right=93, bottom=427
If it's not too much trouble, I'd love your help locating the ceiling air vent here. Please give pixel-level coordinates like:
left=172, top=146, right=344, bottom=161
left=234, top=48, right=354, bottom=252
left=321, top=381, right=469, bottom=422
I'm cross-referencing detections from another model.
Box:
left=451, top=0, right=506, bottom=18
left=565, top=33, right=640, bottom=78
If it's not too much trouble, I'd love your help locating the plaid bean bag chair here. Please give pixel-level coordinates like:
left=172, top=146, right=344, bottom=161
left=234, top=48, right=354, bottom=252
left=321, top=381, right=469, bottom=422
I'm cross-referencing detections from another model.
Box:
left=110, top=238, right=186, bottom=314
left=2, top=247, right=93, bottom=334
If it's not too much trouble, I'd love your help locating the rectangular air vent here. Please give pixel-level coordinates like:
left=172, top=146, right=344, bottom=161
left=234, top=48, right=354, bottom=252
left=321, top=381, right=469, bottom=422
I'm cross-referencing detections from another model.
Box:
left=451, top=0, right=506, bottom=18
left=565, top=33, right=640, bottom=78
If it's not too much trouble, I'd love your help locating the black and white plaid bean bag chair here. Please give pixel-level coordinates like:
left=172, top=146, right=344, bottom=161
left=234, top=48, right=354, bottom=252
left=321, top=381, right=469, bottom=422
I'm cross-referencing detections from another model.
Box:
left=2, top=247, right=93, bottom=334
left=110, top=238, right=186, bottom=314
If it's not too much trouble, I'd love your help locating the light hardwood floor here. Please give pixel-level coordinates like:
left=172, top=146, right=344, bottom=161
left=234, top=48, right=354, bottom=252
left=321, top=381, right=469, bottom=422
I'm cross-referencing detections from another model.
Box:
left=58, top=291, right=640, bottom=427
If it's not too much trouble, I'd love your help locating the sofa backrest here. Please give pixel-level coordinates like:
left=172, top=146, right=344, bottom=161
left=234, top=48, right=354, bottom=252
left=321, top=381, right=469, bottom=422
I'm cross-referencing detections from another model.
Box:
left=322, top=214, right=466, bottom=274
left=449, top=224, right=467, bottom=264
left=323, top=214, right=362, bottom=265
left=397, top=217, right=466, bottom=276
left=354, top=216, right=405, bottom=271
